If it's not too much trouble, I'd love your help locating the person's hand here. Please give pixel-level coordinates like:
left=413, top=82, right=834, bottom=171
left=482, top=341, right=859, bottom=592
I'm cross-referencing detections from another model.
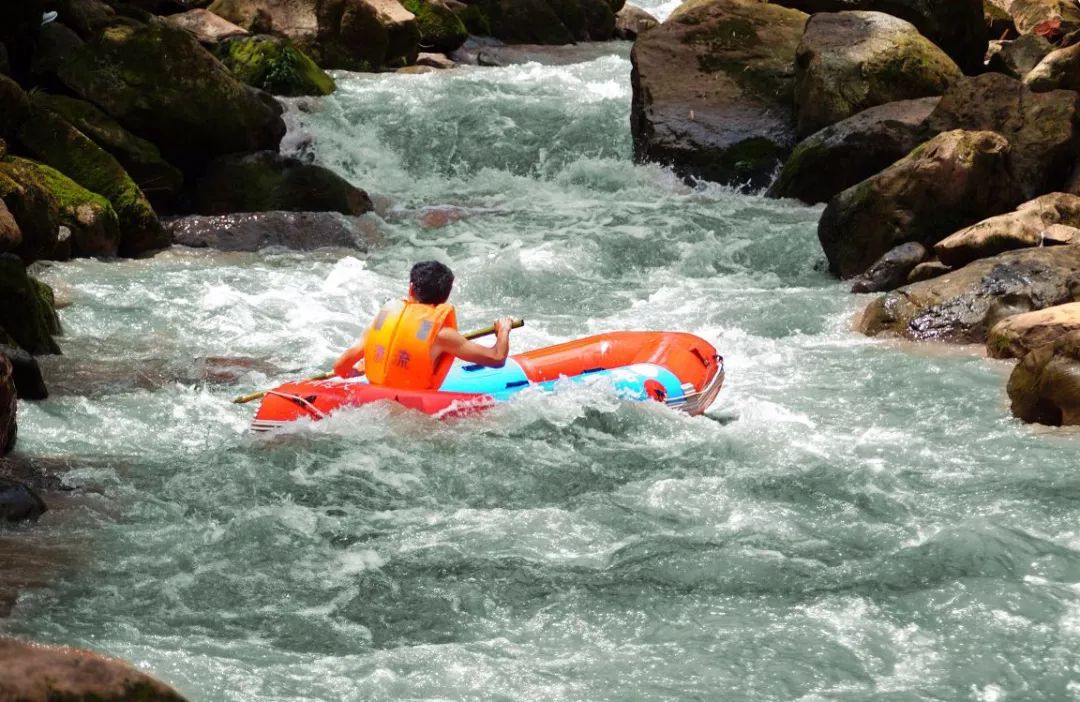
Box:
left=494, top=317, right=514, bottom=338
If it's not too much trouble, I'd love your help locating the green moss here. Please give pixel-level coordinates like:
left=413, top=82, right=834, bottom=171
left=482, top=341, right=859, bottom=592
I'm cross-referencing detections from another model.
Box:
left=16, top=106, right=165, bottom=256
left=401, top=0, right=469, bottom=51
left=218, top=36, right=335, bottom=97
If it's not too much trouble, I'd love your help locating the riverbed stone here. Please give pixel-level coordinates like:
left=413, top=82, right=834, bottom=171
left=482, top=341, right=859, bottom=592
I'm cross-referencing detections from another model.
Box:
left=769, top=97, right=938, bottom=204
left=614, top=5, right=658, bottom=38
left=16, top=108, right=166, bottom=256
left=630, top=0, right=808, bottom=189
left=1007, top=330, right=1080, bottom=425
left=0, top=639, right=188, bottom=701
left=1025, top=41, right=1080, bottom=91
left=0, top=344, right=48, bottom=400
left=987, top=33, right=1055, bottom=77
left=0, top=254, right=61, bottom=354
left=194, top=152, right=373, bottom=215
left=850, top=241, right=927, bottom=293
left=165, top=8, right=249, bottom=42
left=858, top=245, right=1080, bottom=342
left=988, top=301, right=1080, bottom=358
left=58, top=20, right=286, bottom=174
left=216, top=35, right=335, bottom=96
left=934, top=192, right=1080, bottom=267
left=771, top=0, right=987, bottom=74
left=794, top=12, right=961, bottom=138
left=818, top=129, right=1023, bottom=279
left=167, top=211, right=380, bottom=250
left=924, top=73, right=1080, bottom=200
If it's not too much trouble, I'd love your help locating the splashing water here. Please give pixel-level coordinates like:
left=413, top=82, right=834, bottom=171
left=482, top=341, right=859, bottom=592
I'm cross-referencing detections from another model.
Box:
left=8, top=45, right=1080, bottom=701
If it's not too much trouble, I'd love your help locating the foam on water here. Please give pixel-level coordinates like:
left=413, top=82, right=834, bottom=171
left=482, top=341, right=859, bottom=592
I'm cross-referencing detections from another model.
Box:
left=9, top=44, right=1080, bottom=702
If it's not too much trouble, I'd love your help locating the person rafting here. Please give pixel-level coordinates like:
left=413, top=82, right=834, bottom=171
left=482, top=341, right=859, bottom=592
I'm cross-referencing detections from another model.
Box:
left=332, top=261, right=515, bottom=389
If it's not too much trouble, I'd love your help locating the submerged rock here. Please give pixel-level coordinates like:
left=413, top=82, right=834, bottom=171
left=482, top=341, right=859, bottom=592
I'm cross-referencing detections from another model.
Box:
left=195, top=152, right=373, bottom=215
left=16, top=108, right=167, bottom=256
left=216, top=35, right=335, bottom=96
left=818, top=130, right=1023, bottom=279
left=793, top=11, right=960, bottom=138
left=1007, top=330, right=1080, bottom=425
left=614, top=5, right=658, bottom=39
left=58, top=20, right=286, bottom=174
left=0, top=639, right=187, bottom=700
left=769, top=97, right=938, bottom=204
left=988, top=301, right=1080, bottom=358
left=858, top=245, right=1080, bottom=342
left=771, top=0, right=987, bottom=74
left=925, top=73, right=1080, bottom=199
left=630, top=0, right=808, bottom=189
left=167, top=211, right=380, bottom=251
left=850, top=241, right=927, bottom=293
left=934, top=193, right=1080, bottom=267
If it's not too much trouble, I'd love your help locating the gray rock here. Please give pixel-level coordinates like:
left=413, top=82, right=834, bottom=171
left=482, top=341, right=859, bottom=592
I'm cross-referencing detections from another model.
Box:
left=850, top=241, right=927, bottom=292
left=986, top=33, right=1054, bottom=78
left=167, top=211, right=380, bottom=251
left=614, top=4, right=658, bottom=39
left=0, top=345, right=48, bottom=400
left=0, top=477, right=46, bottom=523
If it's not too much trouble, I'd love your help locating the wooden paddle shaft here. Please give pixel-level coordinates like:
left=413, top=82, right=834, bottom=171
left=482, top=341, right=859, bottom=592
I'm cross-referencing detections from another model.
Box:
left=232, top=318, right=524, bottom=404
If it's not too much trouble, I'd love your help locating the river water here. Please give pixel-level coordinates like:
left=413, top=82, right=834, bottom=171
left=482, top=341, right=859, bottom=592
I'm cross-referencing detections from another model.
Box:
left=7, top=33, right=1080, bottom=702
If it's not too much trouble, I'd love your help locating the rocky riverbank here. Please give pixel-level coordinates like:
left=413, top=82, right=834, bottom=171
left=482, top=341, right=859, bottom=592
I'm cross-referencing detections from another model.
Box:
left=630, top=0, right=1080, bottom=427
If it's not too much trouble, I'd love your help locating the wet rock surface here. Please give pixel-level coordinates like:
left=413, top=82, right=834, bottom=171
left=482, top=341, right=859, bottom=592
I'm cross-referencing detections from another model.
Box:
left=850, top=241, right=927, bottom=293
left=167, top=211, right=380, bottom=251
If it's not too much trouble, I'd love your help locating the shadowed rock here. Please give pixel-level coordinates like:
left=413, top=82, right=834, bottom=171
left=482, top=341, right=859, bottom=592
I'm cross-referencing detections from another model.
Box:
left=986, top=33, right=1054, bottom=77
left=818, top=129, right=1023, bottom=278
left=794, top=11, right=960, bottom=138
left=630, top=0, right=808, bottom=189
left=614, top=5, right=658, bottom=39
left=0, top=356, right=14, bottom=455
left=0, top=254, right=61, bottom=355
left=1008, top=330, right=1080, bottom=425
left=0, top=345, right=48, bottom=400
left=858, top=245, right=1080, bottom=342
left=0, top=479, right=47, bottom=523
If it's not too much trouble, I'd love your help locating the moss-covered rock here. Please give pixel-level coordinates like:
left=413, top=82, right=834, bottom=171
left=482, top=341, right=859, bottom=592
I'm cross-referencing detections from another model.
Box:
left=31, top=93, right=183, bottom=212
left=0, top=159, right=65, bottom=262
left=794, top=12, right=961, bottom=139
left=0, top=75, right=29, bottom=143
left=630, top=0, right=808, bottom=189
left=216, top=35, right=335, bottom=96
left=16, top=106, right=167, bottom=256
left=818, top=130, right=1024, bottom=278
left=0, top=253, right=61, bottom=354
left=28, top=159, right=121, bottom=257
left=402, top=0, right=468, bottom=52
left=195, top=151, right=374, bottom=216
left=57, top=19, right=286, bottom=174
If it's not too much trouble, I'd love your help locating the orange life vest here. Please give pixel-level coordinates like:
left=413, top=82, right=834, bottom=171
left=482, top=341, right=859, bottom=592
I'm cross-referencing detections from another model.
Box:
left=363, top=300, right=457, bottom=390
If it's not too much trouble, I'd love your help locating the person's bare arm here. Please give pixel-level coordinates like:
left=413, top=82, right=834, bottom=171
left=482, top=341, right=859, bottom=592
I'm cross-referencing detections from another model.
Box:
left=333, top=335, right=367, bottom=378
left=435, top=318, right=513, bottom=367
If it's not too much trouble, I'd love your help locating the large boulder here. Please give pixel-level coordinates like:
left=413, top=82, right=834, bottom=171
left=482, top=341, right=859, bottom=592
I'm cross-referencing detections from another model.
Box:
left=614, top=5, right=658, bottom=39
left=858, top=245, right=1080, bottom=342
left=194, top=152, right=374, bottom=215
left=209, top=0, right=419, bottom=69
left=934, top=192, right=1080, bottom=267
left=0, top=254, right=61, bottom=354
left=0, top=344, right=48, bottom=400
left=0, top=158, right=66, bottom=262
left=16, top=108, right=167, bottom=256
left=0, top=639, right=188, bottom=701
left=818, top=130, right=1023, bottom=278
left=167, top=211, right=380, bottom=250
left=216, top=35, right=335, bottom=96
left=771, top=0, right=987, bottom=74
left=29, top=94, right=184, bottom=212
left=794, top=12, right=960, bottom=138
left=769, top=96, right=938, bottom=204
left=988, top=301, right=1080, bottom=358
left=1009, top=0, right=1080, bottom=39
left=0, top=356, right=14, bottom=455
left=57, top=20, right=286, bottom=174
left=402, top=0, right=468, bottom=51
left=0, top=75, right=30, bottom=143
left=164, top=8, right=249, bottom=42
left=986, top=33, right=1054, bottom=78
left=458, top=0, right=576, bottom=44
left=924, top=73, right=1080, bottom=199
left=1007, top=330, right=1080, bottom=425
left=15, top=158, right=121, bottom=257
left=1025, top=42, right=1080, bottom=92
left=629, top=0, right=808, bottom=189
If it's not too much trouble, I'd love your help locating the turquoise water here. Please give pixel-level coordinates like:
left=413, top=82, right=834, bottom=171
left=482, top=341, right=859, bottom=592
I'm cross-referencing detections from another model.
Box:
left=7, top=41, right=1080, bottom=701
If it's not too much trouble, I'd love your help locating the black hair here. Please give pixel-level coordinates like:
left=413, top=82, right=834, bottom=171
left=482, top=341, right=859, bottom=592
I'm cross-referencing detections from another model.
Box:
left=410, top=260, right=454, bottom=304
